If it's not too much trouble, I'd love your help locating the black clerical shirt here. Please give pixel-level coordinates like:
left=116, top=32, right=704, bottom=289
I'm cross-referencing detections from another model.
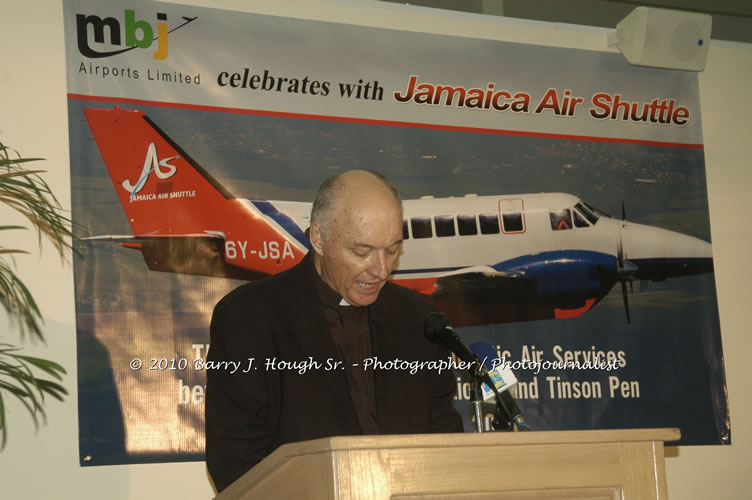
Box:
left=311, top=264, right=379, bottom=434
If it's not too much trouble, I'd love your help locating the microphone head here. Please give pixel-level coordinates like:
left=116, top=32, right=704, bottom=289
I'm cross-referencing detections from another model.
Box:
left=424, top=312, right=449, bottom=342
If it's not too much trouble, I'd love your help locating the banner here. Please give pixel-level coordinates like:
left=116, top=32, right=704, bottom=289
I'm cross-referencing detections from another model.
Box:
left=64, top=0, right=728, bottom=466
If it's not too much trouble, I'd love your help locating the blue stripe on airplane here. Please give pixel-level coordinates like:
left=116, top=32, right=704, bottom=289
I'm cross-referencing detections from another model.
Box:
left=492, top=250, right=616, bottom=297
left=393, top=251, right=713, bottom=298
left=251, top=201, right=311, bottom=250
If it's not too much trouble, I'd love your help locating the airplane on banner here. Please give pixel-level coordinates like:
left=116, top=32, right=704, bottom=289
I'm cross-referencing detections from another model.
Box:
left=82, top=106, right=714, bottom=326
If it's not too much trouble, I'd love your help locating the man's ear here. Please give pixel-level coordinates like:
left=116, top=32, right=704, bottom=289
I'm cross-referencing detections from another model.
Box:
left=309, top=222, right=324, bottom=256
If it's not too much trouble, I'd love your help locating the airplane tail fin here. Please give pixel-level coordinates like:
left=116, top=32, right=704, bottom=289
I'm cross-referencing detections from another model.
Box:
left=84, top=106, right=236, bottom=237
left=83, top=106, right=307, bottom=276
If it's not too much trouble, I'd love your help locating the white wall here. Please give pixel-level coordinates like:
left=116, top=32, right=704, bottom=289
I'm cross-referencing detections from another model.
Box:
left=0, top=1, right=749, bottom=498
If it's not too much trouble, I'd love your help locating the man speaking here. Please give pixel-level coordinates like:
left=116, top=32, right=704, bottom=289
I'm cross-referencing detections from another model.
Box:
left=205, top=170, right=463, bottom=492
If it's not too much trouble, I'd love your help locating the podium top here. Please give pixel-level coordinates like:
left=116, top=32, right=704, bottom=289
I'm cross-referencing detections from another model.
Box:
left=218, top=428, right=680, bottom=499
left=278, top=427, right=681, bottom=457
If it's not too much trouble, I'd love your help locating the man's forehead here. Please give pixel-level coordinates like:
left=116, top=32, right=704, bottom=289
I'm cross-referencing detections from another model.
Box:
left=335, top=193, right=401, bottom=220
left=331, top=210, right=402, bottom=245
left=351, top=237, right=403, bottom=248
left=334, top=219, right=402, bottom=239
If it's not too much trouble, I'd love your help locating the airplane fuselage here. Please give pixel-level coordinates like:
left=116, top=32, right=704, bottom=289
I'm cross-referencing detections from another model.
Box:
left=225, top=192, right=712, bottom=311
left=83, top=106, right=713, bottom=325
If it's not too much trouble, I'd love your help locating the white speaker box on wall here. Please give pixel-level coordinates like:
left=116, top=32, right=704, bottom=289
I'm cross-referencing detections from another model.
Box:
left=607, top=7, right=712, bottom=72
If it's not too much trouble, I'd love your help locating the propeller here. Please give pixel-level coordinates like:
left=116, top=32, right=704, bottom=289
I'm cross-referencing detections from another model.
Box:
left=616, top=233, right=631, bottom=325
left=621, top=202, right=634, bottom=295
left=616, top=201, right=638, bottom=325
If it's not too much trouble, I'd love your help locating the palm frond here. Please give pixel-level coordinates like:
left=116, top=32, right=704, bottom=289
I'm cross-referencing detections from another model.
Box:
left=0, top=259, right=43, bottom=340
left=0, top=143, right=74, bottom=256
left=0, top=142, right=71, bottom=447
left=0, top=344, right=68, bottom=449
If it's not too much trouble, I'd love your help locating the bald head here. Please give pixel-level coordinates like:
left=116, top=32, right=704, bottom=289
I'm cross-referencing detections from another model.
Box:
left=309, top=170, right=404, bottom=306
left=310, top=170, right=402, bottom=241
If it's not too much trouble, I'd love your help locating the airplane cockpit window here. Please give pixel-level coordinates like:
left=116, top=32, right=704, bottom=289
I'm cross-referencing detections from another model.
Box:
left=479, top=213, right=501, bottom=234
left=502, top=212, right=524, bottom=233
left=434, top=215, right=456, bottom=237
left=411, top=217, right=433, bottom=239
left=576, top=202, right=599, bottom=225
left=402, top=220, right=409, bottom=240
left=588, top=202, right=610, bottom=218
left=573, top=209, right=590, bottom=228
left=549, top=209, right=572, bottom=230
left=457, top=214, right=478, bottom=236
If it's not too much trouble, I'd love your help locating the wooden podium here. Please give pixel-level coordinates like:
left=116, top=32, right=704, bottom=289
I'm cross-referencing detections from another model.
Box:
left=216, top=428, right=679, bottom=499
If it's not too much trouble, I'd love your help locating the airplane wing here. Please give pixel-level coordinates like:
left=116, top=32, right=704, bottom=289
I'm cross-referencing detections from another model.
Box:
left=83, top=233, right=268, bottom=281
left=423, top=262, right=604, bottom=326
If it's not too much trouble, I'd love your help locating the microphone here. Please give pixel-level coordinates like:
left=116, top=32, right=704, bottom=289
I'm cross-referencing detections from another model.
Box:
left=424, top=312, right=483, bottom=371
left=424, top=312, right=530, bottom=432
left=470, top=342, right=530, bottom=432
left=469, top=341, right=518, bottom=402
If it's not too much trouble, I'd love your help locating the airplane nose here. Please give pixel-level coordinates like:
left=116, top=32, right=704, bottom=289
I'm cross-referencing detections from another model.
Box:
left=665, top=230, right=713, bottom=259
left=623, top=222, right=714, bottom=280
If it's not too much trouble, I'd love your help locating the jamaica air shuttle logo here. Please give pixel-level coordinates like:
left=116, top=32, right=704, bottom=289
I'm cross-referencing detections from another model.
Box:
left=76, top=9, right=197, bottom=60
left=124, top=143, right=179, bottom=202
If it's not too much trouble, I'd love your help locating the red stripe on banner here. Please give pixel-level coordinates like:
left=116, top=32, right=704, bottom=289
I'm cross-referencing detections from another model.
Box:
left=67, top=93, right=705, bottom=149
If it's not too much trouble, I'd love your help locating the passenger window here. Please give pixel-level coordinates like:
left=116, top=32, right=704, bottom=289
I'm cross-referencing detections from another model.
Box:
left=434, top=215, right=455, bottom=237
left=502, top=213, right=524, bottom=233
left=573, top=210, right=590, bottom=228
left=550, top=209, right=572, bottom=230
left=457, top=214, right=478, bottom=236
left=411, top=217, right=433, bottom=239
left=479, top=213, right=500, bottom=234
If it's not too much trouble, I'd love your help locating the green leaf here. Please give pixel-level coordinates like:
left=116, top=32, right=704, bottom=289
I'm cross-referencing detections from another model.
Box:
left=14, top=355, right=66, bottom=380
left=0, top=249, right=30, bottom=255
left=35, top=379, right=68, bottom=401
left=0, top=390, right=7, bottom=448
left=0, top=158, right=44, bottom=167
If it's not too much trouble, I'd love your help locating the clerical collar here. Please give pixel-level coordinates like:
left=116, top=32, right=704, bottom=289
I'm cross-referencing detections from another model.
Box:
left=310, top=257, right=354, bottom=308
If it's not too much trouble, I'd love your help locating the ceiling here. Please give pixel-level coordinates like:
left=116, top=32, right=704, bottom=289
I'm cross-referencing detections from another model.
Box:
left=380, top=0, right=752, bottom=44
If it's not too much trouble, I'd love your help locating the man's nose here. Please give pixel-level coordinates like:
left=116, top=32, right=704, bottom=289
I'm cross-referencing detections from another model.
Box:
left=368, top=251, right=389, bottom=280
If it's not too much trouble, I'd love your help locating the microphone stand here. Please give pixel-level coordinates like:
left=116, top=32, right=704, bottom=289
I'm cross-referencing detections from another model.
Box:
left=491, top=399, right=514, bottom=432
left=470, top=378, right=484, bottom=433
left=468, top=361, right=517, bottom=433
left=422, top=312, right=529, bottom=432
